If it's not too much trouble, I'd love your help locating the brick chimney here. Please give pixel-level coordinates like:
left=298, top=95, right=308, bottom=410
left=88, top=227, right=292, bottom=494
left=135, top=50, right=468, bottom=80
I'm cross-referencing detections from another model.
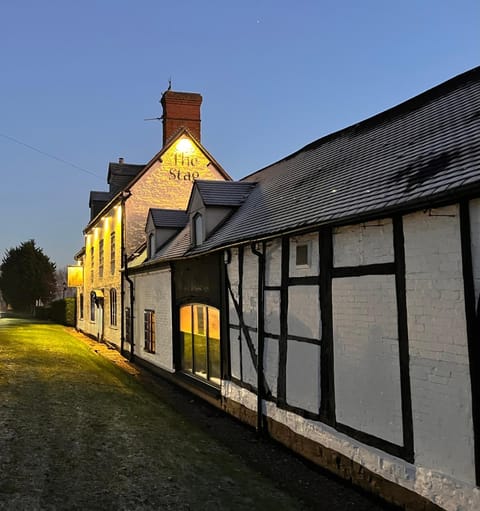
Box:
left=161, top=90, right=202, bottom=146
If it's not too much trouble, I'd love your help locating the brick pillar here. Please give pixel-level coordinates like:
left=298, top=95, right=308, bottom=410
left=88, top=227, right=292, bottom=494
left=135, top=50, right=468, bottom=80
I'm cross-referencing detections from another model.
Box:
left=161, top=91, right=202, bottom=146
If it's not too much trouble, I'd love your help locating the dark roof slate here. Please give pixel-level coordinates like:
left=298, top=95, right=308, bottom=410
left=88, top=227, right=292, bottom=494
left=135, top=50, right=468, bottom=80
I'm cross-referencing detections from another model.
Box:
left=188, top=66, right=480, bottom=254
left=194, top=180, right=257, bottom=206
left=149, top=209, right=188, bottom=229
left=107, top=162, right=145, bottom=194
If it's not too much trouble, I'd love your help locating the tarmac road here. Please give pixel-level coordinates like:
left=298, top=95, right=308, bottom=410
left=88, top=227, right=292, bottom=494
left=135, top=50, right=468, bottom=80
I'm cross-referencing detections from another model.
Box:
left=0, top=318, right=396, bottom=510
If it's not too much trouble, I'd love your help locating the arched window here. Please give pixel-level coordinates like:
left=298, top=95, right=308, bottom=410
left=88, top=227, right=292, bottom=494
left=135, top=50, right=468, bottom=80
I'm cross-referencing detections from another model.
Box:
left=110, top=288, right=117, bottom=326
left=179, top=304, right=220, bottom=385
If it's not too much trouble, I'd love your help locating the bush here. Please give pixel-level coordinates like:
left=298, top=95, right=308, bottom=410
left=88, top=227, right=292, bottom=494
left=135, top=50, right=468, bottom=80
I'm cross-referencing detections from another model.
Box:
left=50, top=298, right=76, bottom=326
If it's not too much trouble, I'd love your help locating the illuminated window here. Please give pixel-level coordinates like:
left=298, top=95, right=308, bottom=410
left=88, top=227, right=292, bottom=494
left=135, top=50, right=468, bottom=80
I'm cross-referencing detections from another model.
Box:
left=144, top=309, right=155, bottom=353
left=110, top=232, right=115, bottom=274
left=125, top=307, right=131, bottom=343
left=110, top=288, right=117, bottom=326
left=79, top=293, right=84, bottom=319
left=179, top=304, right=220, bottom=385
left=193, top=213, right=203, bottom=246
left=99, top=239, right=104, bottom=278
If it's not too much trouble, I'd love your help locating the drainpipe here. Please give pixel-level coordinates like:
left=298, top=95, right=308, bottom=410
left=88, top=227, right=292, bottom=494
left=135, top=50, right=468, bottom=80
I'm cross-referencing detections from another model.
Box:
left=251, top=242, right=265, bottom=435
left=124, top=253, right=135, bottom=362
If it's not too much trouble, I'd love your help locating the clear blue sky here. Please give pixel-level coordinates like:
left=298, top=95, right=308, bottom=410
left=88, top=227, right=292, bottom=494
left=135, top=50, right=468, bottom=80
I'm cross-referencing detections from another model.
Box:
left=0, top=1, right=478, bottom=269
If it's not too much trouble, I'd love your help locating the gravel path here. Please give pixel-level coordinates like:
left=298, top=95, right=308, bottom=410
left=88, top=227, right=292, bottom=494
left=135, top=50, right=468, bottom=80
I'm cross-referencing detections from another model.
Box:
left=0, top=319, right=396, bottom=510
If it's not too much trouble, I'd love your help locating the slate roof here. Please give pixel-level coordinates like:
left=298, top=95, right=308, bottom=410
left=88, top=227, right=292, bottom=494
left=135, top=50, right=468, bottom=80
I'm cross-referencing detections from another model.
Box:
left=156, top=224, right=192, bottom=261
left=194, top=180, right=257, bottom=207
left=150, top=209, right=188, bottom=229
left=107, top=162, right=145, bottom=194
left=89, top=190, right=114, bottom=207
left=185, top=66, right=480, bottom=255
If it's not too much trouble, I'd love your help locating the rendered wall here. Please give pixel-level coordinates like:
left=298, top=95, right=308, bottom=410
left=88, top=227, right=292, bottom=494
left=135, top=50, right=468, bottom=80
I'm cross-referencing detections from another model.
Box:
left=131, top=268, right=174, bottom=372
left=79, top=204, right=123, bottom=346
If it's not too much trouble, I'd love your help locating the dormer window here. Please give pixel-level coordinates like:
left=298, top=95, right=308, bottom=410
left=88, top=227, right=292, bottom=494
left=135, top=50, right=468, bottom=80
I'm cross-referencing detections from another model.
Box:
left=148, top=233, right=155, bottom=258
left=193, top=213, right=204, bottom=246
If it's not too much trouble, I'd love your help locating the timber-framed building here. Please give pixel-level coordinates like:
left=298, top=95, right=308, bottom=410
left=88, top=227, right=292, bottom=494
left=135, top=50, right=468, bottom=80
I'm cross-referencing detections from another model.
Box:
left=74, top=67, right=480, bottom=510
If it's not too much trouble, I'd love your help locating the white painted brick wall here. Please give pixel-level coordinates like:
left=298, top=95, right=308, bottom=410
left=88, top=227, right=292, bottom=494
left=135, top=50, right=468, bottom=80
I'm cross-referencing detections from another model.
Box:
left=242, top=248, right=258, bottom=329
left=265, top=289, right=281, bottom=336
left=132, top=268, right=174, bottom=372
left=265, top=238, right=282, bottom=286
left=229, top=327, right=241, bottom=379
left=403, top=206, right=475, bottom=484
left=469, top=198, right=480, bottom=304
left=333, top=218, right=394, bottom=267
left=264, top=337, right=279, bottom=398
left=222, top=380, right=480, bottom=511
left=289, top=232, right=319, bottom=277
left=332, top=274, right=403, bottom=445
left=227, top=249, right=240, bottom=326
left=288, top=285, right=321, bottom=339
left=242, top=329, right=257, bottom=387
left=286, top=340, right=320, bottom=413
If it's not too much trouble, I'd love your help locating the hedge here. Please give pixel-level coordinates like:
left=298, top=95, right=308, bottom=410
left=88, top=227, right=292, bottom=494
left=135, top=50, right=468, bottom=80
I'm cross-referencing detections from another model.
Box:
left=49, top=297, right=76, bottom=326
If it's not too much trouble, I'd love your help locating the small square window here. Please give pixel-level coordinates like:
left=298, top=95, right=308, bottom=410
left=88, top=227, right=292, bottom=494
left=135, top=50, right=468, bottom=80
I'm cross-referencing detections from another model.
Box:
left=296, top=243, right=310, bottom=267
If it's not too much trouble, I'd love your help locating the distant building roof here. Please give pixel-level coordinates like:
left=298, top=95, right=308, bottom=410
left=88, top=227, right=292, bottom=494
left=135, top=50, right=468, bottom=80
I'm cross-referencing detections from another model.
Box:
left=194, top=180, right=257, bottom=207
left=149, top=209, right=188, bottom=229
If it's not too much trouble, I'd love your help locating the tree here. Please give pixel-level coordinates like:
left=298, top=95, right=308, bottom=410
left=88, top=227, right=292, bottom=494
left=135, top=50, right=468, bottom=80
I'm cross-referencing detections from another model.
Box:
left=0, top=240, right=56, bottom=312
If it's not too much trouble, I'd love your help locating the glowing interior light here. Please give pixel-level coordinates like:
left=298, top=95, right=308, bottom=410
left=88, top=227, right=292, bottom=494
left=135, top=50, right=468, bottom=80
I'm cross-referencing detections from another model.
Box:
left=177, top=138, right=194, bottom=153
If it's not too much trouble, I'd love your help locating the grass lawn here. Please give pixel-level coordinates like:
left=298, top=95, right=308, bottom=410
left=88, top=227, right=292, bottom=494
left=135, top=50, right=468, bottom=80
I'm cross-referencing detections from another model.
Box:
left=0, top=319, right=307, bottom=510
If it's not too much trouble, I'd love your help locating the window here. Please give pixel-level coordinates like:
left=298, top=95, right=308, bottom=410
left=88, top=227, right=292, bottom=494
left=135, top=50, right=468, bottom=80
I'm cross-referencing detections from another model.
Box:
left=125, top=307, right=131, bottom=343
left=179, top=304, right=220, bottom=385
left=79, top=293, right=84, bottom=319
left=148, top=233, right=155, bottom=259
left=193, top=213, right=203, bottom=246
left=109, top=288, right=117, bottom=326
left=110, top=232, right=115, bottom=274
left=90, top=246, right=94, bottom=283
left=144, top=310, right=155, bottom=353
left=90, top=293, right=95, bottom=321
left=99, top=239, right=104, bottom=278
left=296, top=242, right=310, bottom=267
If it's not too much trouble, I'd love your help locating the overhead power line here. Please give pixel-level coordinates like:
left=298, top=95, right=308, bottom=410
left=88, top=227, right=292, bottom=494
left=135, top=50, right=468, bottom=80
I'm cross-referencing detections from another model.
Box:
left=0, top=132, right=103, bottom=179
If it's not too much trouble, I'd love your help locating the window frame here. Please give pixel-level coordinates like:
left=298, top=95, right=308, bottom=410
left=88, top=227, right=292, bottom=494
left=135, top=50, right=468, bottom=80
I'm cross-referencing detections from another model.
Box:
left=109, top=288, right=117, bottom=326
left=295, top=240, right=311, bottom=268
left=144, top=309, right=156, bottom=353
left=99, top=239, right=104, bottom=278
left=193, top=213, right=204, bottom=246
left=110, top=232, right=116, bottom=275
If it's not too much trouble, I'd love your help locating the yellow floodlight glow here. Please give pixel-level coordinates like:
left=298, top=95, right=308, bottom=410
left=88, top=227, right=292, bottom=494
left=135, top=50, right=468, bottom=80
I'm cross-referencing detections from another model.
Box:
left=67, top=265, right=84, bottom=287
left=176, top=138, right=194, bottom=153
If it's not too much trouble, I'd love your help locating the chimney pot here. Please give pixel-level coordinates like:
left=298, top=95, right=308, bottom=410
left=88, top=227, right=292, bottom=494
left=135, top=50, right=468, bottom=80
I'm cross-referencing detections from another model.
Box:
left=118, top=157, right=124, bottom=164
